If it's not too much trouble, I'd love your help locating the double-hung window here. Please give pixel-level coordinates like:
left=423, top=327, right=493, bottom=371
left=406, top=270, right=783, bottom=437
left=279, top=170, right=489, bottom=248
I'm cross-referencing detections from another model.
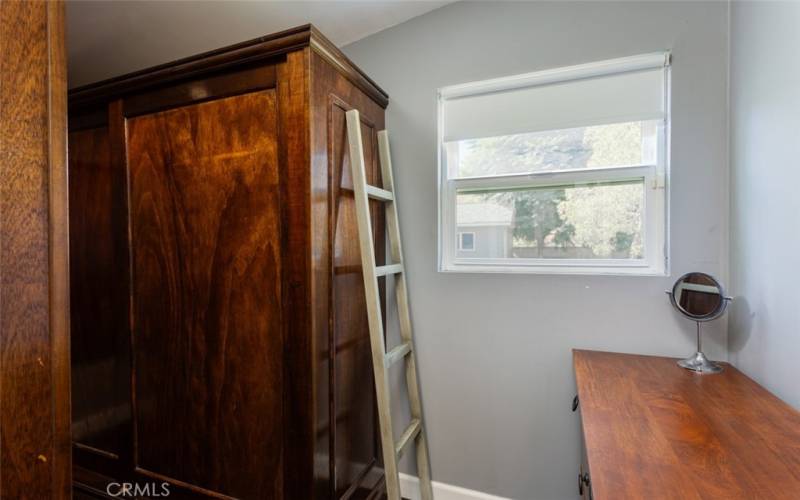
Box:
left=438, top=53, right=670, bottom=275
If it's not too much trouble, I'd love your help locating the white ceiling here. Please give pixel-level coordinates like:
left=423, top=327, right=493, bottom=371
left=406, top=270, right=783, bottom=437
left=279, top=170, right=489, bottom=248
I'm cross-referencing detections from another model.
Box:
left=66, top=0, right=451, bottom=88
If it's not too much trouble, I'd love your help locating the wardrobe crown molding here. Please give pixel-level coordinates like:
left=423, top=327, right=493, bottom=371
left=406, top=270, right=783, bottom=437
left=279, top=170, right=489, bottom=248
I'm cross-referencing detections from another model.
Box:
left=69, top=23, right=389, bottom=109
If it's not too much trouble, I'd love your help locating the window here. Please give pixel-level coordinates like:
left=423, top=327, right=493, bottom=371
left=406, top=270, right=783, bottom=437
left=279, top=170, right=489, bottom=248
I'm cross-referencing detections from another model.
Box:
left=438, top=53, right=670, bottom=275
left=458, top=232, right=476, bottom=251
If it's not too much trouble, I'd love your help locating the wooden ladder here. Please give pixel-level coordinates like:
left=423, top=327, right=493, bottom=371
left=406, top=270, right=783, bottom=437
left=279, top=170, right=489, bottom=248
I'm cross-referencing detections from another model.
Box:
left=345, top=109, right=434, bottom=500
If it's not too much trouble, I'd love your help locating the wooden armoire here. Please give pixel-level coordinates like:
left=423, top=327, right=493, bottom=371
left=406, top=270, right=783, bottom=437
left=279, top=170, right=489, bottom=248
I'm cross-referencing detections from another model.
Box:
left=68, top=25, right=388, bottom=499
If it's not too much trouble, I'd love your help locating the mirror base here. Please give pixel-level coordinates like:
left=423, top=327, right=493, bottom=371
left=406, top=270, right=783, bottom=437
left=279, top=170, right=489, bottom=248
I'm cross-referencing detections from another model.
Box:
left=678, top=351, right=723, bottom=374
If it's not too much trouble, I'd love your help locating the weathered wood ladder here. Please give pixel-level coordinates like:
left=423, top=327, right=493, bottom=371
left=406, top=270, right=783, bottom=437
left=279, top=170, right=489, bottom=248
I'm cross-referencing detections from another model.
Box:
left=346, top=109, right=434, bottom=500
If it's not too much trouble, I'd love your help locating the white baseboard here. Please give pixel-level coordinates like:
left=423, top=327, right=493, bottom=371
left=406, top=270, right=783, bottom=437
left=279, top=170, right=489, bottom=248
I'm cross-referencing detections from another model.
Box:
left=399, top=473, right=511, bottom=500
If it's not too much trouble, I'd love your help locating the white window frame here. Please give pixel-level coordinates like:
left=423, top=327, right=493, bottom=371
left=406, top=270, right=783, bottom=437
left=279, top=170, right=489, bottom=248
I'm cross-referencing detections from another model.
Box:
left=437, top=53, right=671, bottom=276
left=458, top=231, right=476, bottom=252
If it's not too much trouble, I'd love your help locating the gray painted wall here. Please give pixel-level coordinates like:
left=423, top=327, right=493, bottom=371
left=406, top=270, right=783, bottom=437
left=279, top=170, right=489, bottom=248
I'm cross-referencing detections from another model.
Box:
left=729, top=2, right=800, bottom=410
left=344, top=2, right=729, bottom=498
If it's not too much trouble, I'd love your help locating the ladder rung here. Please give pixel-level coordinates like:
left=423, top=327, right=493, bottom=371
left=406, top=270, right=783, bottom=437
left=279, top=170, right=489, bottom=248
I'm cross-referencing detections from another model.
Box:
left=395, top=419, right=422, bottom=459
left=375, top=264, right=403, bottom=277
left=385, top=342, right=412, bottom=367
left=366, top=185, right=394, bottom=202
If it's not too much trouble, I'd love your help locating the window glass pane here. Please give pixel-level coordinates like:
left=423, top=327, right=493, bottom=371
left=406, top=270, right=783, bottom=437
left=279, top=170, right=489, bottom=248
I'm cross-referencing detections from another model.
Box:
left=459, top=232, right=475, bottom=250
left=448, top=121, right=657, bottom=179
left=455, top=180, right=644, bottom=260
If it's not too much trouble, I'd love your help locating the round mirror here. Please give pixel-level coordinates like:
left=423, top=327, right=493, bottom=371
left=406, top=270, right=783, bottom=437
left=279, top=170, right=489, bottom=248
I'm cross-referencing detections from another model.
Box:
left=667, top=272, right=731, bottom=374
left=668, top=272, right=728, bottom=321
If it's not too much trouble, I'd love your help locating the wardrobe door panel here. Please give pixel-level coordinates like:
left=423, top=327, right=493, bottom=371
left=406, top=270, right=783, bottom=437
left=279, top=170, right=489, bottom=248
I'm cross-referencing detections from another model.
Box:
left=127, top=91, right=283, bottom=498
left=329, top=100, right=384, bottom=496
left=69, top=126, right=131, bottom=462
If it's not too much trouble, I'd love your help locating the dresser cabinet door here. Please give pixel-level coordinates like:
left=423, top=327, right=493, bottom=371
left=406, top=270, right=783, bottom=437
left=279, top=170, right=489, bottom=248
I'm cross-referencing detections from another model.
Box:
left=127, top=90, right=283, bottom=498
left=69, top=124, right=132, bottom=476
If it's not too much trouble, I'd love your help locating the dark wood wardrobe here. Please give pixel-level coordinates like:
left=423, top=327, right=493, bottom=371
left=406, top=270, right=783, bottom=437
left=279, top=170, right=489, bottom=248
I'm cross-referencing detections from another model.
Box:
left=1, top=1, right=71, bottom=497
left=68, top=25, right=388, bottom=499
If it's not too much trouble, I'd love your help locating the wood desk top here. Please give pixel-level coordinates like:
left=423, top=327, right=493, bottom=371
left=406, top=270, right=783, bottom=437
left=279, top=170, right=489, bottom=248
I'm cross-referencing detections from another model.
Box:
left=573, top=349, right=800, bottom=500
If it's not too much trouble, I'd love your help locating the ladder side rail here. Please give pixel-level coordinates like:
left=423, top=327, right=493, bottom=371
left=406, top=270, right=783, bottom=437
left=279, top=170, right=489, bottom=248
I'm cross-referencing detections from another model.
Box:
left=346, top=111, right=402, bottom=500
left=377, top=130, right=435, bottom=500
left=377, top=130, right=412, bottom=338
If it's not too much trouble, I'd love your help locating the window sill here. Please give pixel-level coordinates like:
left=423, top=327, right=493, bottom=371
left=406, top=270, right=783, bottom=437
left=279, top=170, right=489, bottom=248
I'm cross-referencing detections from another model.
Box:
left=438, top=263, right=668, bottom=277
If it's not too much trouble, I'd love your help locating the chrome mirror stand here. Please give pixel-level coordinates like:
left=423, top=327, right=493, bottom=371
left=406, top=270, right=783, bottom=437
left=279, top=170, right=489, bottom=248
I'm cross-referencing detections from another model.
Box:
left=666, top=272, right=732, bottom=374
left=677, top=321, right=723, bottom=374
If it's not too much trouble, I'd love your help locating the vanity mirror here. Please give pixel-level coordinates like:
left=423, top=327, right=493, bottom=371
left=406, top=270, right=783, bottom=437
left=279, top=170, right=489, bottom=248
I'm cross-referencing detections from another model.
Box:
left=667, top=272, right=732, bottom=373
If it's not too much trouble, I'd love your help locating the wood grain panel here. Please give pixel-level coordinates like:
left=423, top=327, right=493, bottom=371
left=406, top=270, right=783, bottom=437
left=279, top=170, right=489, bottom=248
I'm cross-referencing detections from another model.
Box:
left=127, top=91, right=283, bottom=498
left=47, top=2, right=73, bottom=495
left=275, top=49, right=317, bottom=500
left=331, top=104, right=383, bottom=497
left=69, top=127, right=132, bottom=462
left=0, top=0, right=71, bottom=497
left=574, top=350, right=800, bottom=500
left=310, top=50, right=387, bottom=499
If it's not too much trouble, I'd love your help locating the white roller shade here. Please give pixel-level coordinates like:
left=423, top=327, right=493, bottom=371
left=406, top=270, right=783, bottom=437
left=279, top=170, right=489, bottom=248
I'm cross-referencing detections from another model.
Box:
left=440, top=52, right=669, bottom=142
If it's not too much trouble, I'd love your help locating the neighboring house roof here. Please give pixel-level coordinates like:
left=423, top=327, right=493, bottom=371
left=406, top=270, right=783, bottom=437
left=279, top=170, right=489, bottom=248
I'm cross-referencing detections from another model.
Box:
left=457, top=202, right=513, bottom=227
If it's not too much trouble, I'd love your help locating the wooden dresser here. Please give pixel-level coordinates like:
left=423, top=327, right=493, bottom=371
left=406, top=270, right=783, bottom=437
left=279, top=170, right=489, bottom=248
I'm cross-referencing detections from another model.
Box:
left=68, top=25, right=387, bottom=499
left=573, top=350, right=800, bottom=499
